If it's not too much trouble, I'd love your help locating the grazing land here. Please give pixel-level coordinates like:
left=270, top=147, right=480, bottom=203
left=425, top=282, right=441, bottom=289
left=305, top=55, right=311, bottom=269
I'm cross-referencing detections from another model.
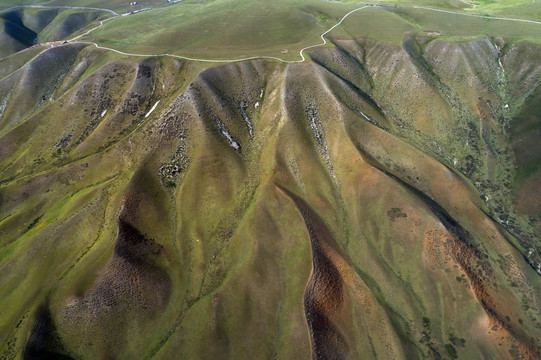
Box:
left=0, top=0, right=540, bottom=359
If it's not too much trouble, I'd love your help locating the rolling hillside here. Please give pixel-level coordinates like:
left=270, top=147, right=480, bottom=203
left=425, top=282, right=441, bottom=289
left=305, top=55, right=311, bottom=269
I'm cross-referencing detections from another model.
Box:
left=0, top=1, right=540, bottom=359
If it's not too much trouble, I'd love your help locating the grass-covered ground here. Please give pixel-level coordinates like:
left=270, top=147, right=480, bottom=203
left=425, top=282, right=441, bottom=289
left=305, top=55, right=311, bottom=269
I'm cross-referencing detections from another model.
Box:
left=0, top=35, right=540, bottom=359
left=77, top=0, right=541, bottom=60
left=329, top=0, right=541, bottom=21
left=0, top=0, right=164, bottom=13
left=80, top=0, right=358, bottom=61
left=0, top=0, right=540, bottom=359
left=0, top=7, right=111, bottom=58
left=2, top=0, right=541, bottom=61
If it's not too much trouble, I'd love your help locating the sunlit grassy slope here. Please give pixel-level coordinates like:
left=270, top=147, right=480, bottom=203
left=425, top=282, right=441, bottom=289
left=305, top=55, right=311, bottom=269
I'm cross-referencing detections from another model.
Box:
left=2, top=0, right=541, bottom=61
left=0, top=1, right=541, bottom=360
left=0, top=0, right=164, bottom=13
left=80, top=0, right=359, bottom=61
left=80, top=0, right=541, bottom=60
left=330, top=0, right=541, bottom=21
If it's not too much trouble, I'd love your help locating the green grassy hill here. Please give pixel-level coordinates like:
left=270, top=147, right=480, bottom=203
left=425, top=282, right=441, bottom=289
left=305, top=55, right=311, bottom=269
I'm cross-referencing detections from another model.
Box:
left=329, top=0, right=541, bottom=21
left=77, top=0, right=541, bottom=60
left=0, top=1, right=540, bottom=359
left=0, top=7, right=110, bottom=58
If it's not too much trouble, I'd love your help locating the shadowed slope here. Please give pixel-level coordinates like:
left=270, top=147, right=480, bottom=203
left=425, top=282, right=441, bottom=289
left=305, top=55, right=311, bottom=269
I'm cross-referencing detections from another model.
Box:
left=1, top=11, right=36, bottom=49
left=0, top=8, right=108, bottom=59
left=23, top=305, right=74, bottom=360
left=277, top=185, right=349, bottom=360
left=52, top=166, right=174, bottom=359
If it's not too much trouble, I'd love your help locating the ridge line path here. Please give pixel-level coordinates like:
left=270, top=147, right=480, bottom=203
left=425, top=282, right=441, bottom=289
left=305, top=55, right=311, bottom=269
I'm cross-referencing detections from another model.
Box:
left=3, top=2, right=541, bottom=64
left=403, top=5, right=541, bottom=25
left=73, top=5, right=368, bottom=64
left=326, top=1, right=541, bottom=25
left=0, top=4, right=119, bottom=15
left=67, top=2, right=541, bottom=63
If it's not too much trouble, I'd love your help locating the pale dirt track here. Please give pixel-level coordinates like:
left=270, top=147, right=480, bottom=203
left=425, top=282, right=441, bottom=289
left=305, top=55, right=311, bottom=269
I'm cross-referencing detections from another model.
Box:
left=2, top=1, right=541, bottom=64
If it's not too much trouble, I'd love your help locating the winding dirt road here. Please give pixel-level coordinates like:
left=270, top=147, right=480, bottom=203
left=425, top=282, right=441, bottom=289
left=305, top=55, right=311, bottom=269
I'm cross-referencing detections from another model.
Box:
left=2, top=1, right=541, bottom=64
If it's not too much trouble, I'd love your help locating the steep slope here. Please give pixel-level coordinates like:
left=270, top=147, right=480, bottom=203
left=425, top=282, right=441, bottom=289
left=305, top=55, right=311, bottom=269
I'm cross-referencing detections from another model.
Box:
left=0, top=8, right=109, bottom=59
left=0, top=36, right=540, bottom=360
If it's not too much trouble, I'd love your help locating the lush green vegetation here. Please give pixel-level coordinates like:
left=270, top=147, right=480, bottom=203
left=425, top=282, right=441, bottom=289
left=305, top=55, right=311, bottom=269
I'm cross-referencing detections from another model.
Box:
left=0, top=0, right=164, bottom=13
left=3, top=0, right=541, bottom=61
left=78, top=0, right=541, bottom=60
left=80, top=0, right=353, bottom=61
left=329, top=0, right=541, bottom=21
